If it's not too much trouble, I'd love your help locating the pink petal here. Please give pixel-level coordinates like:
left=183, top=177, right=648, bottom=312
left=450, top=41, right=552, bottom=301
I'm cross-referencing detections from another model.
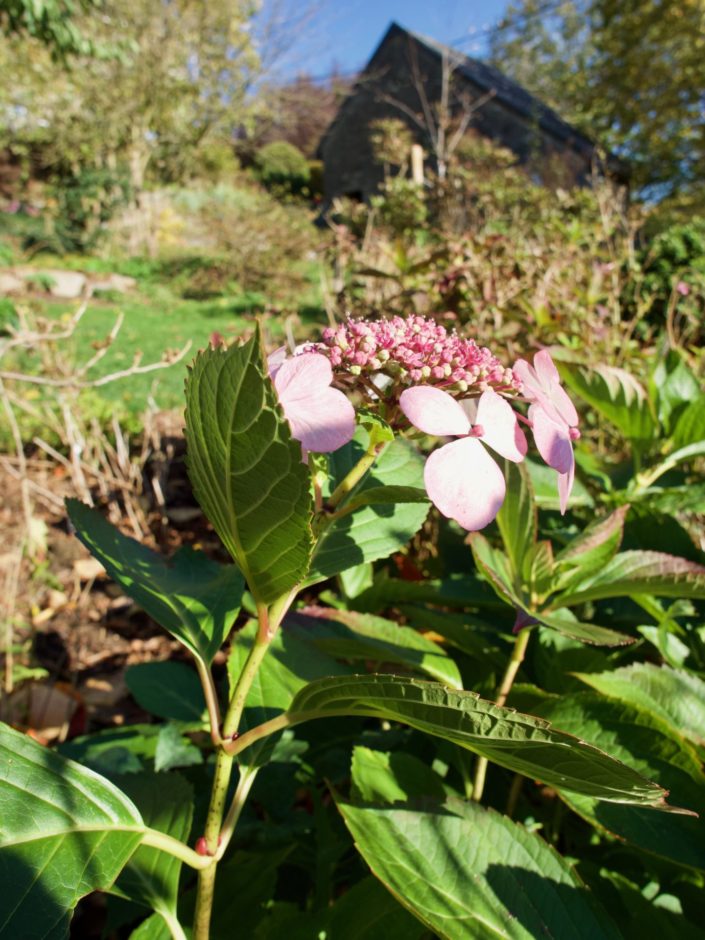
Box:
left=424, top=437, right=506, bottom=531
left=274, top=351, right=332, bottom=395
left=513, top=358, right=548, bottom=406
left=530, top=405, right=574, bottom=474
left=267, top=346, right=288, bottom=381
left=515, top=351, right=578, bottom=429
left=474, top=390, right=527, bottom=463
left=274, top=353, right=355, bottom=453
left=533, top=349, right=560, bottom=386
left=557, top=456, right=575, bottom=515
left=549, top=382, right=579, bottom=428
left=400, top=386, right=471, bottom=437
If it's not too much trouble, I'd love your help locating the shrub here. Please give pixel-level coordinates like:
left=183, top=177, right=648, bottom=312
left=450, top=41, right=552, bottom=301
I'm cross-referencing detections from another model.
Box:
left=254, top=140, right=310, bottom=195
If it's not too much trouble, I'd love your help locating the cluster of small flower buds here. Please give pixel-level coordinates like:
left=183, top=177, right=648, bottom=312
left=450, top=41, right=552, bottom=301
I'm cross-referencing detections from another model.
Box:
left=315, top=315, right=520, bottom=396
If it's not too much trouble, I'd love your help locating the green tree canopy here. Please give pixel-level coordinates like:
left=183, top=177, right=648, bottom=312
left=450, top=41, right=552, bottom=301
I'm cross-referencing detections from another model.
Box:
left=490, top=0, right=705, bottom=199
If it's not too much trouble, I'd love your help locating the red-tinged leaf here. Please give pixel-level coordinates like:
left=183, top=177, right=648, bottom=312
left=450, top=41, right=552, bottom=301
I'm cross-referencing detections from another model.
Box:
left=551, top=550, right=705, bottom=607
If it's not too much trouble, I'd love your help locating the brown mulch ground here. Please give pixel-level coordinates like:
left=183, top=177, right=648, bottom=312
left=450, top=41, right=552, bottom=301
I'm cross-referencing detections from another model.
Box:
left=0, top=430, right=227, bottom=739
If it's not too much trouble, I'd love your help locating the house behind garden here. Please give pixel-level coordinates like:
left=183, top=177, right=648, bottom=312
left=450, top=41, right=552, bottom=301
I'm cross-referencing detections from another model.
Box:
left=319, top=22, right=609, bottom=203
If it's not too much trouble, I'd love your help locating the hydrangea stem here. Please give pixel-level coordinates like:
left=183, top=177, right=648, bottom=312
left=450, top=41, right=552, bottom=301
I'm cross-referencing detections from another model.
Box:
left=192, top=593, right=296, bottom=940
left=471, top=627, right=532, bottom=803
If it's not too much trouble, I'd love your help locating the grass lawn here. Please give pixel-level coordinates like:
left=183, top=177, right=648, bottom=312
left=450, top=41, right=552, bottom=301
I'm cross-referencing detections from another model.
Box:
left=9, top=262, right=329, bottom=416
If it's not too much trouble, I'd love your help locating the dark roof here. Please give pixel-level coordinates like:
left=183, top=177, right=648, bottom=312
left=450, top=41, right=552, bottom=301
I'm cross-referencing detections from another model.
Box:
left=363, top=23, right=595, bottom=152
left=401, top=25, right=596, bottom=155
left=319, top=21, right=598, bottom=159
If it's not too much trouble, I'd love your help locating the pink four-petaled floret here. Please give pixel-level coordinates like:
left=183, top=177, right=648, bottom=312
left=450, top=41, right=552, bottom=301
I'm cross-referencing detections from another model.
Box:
left=399, top=386, right=527, bottom=531
left=269, top=350, right=356, bottom=457
left=513, top=349, right=580, bottom=513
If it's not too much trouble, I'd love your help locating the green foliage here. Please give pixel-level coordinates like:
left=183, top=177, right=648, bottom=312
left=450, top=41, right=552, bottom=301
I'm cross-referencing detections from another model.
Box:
left=280, top=674, right=668, bottom=805
left=50, top=163, right=132, bottom=252
left=184, top=329, right=313, bottom=603
left=254, top=140, right=310, bottom=196
left=490, top=0, right=705, bottom=196
left=5, top=307, right=705, bottom=939
left=340, top=763, right=621, bottom=939
left=371, top=176, right=428, bottom=236
left=0, top=0, right=101, bottom=57
left=0, top=724, right=145, bottom=937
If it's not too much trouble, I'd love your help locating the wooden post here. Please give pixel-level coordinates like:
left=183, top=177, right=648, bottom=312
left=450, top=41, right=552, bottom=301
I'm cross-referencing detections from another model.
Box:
left=411, top=143, right=424, bottom=185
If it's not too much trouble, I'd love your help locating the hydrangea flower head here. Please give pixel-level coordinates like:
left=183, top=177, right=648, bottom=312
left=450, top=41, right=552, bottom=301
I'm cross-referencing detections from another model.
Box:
left=513, top=350, right=580, bottom=513
left=317, top=315, right=520, bottom=398
left=269, top=350, right=355, bottom=456
left=400, top=385, right=527, bottom=531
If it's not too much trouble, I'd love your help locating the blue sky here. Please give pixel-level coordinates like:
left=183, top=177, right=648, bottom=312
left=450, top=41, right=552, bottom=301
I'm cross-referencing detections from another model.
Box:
left=274, top=0, right=510, bottom=80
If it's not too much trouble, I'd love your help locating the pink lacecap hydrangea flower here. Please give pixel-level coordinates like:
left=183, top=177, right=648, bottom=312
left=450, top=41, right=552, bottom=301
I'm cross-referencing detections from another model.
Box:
left=400, top=386, right=527, bottom=531
left=513, top=350, right=580, bottom=513
left=268, top=349, right=355, bottom=456
left=316, top=315, right=520, bottom=395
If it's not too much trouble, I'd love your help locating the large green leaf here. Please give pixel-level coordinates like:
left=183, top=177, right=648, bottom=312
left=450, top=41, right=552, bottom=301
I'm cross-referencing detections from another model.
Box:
left=184, top=331, right=313, bottom=604
left=650, top=350, right=701, bottom=431
left=67, top=500, right=244, bottom=667
left=308, top=434, right=430, bottom=582
left=670, top=398, right=705, bottom=449
left=559, top=363, right=656, bottom=454
left=554, top=506, right=628, bottom=586
left=125, top=661, right=206, bottom=723
left=534, top=694, right=705, bottom=870
left=338, top=796, right=621, bottom=940
left=351, top=746, right=449, bottom=803
left=287, top=606, right=463, bottom=688
left=551, top=550, right=705, bottom=607
left=277, top=675, right=669, bottom=805
left=112, top=773, right=193, bottom=937
left=576, top=663, right=705, bottom=751
left=496, top=460, right=537, bottom=583
left=533, top=608, right=633, bottom=647
left=0, top=723, right=144, bottom=939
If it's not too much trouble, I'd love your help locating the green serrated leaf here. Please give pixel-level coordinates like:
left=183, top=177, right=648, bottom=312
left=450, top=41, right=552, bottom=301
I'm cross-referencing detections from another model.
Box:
left=279, top=674, right=670, bottom=805
left=555, top=506, right=628, bottom=577
left=534, top=607, right=633, bottom=647
left=559, top=363, right=656, bottom=455
left=125, top=661, right=206, bottom=723
left=184, top=330, right=313, bottom=604
left=337, top=796, right=622, bottom=940
left=287, top=606, right=463, bottom=688
left=576, top=663, right=705, bottom=750
left=525, top=540, right=555, bottom=602
left=0, top=723, right=144, bottom=938
left=534, top=694, right=705, bottom=869
left=66, top=500, right=244, bottom=667
left=552, top=550, right=705, bottom=607
left=469, top=532, right=524, bottom=608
